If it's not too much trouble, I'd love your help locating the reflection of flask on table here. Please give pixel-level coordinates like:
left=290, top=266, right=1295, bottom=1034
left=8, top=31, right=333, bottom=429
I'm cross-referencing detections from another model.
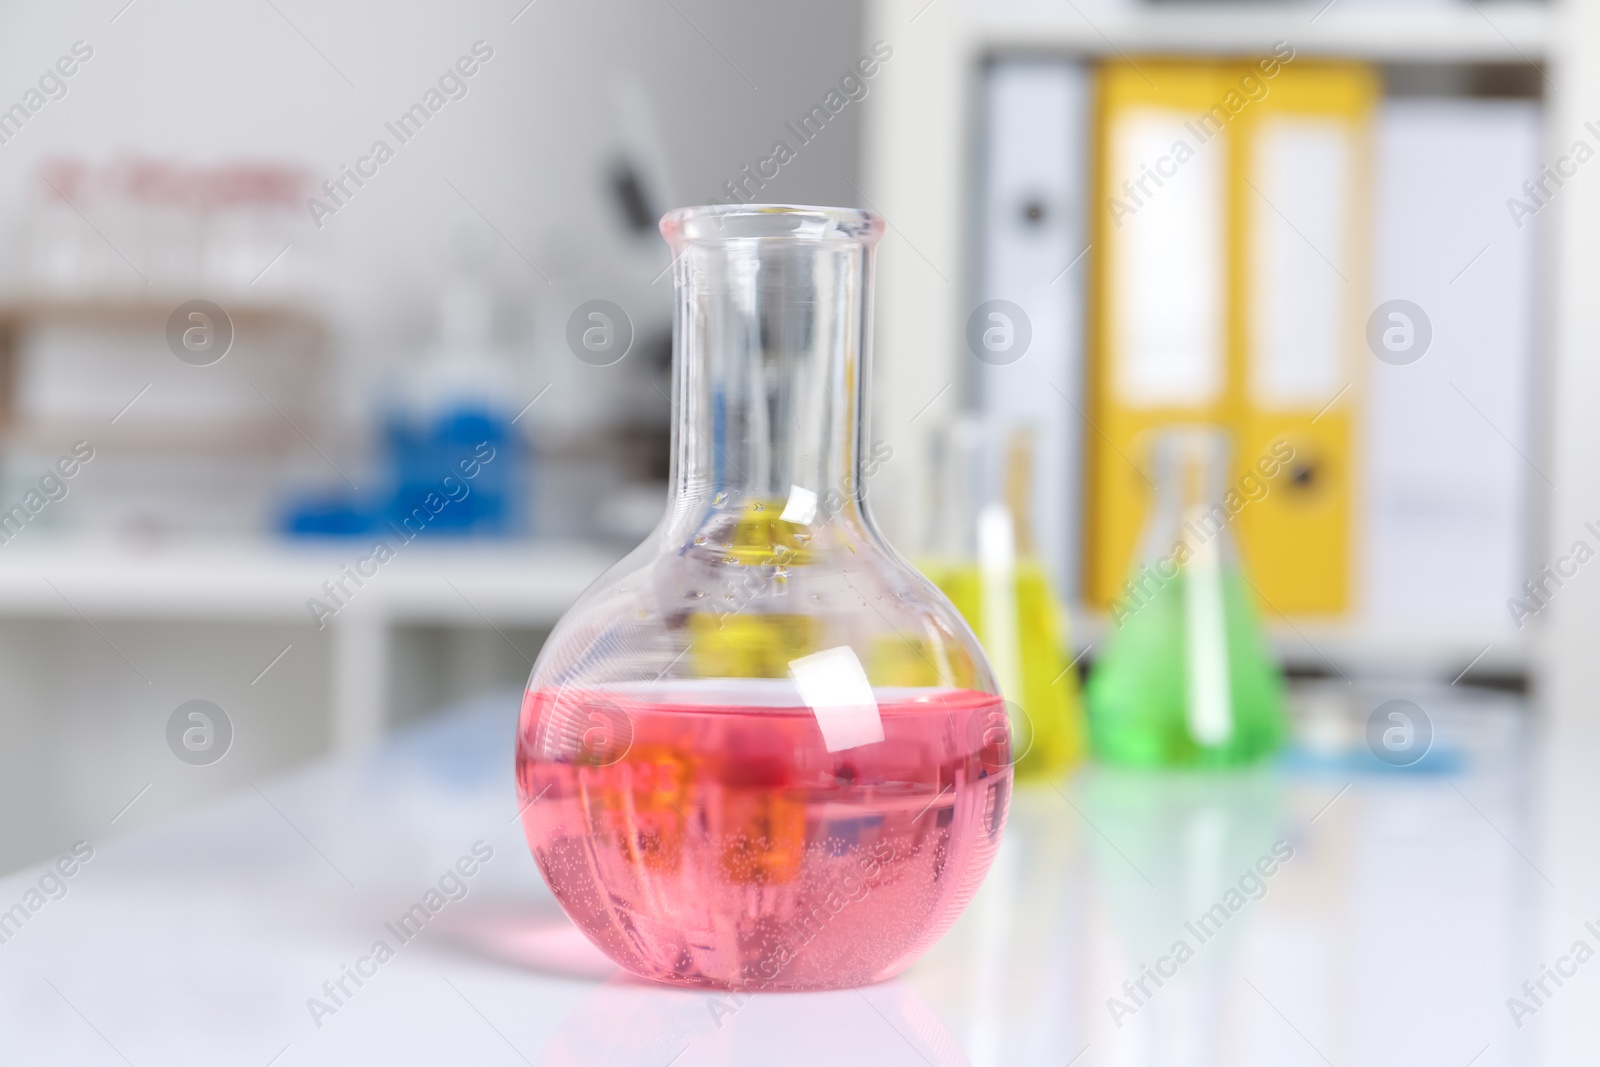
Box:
left=1087, top=427, right=1286, bottom=767
left=1080, top=766, right=1287, bottom=1060
left=920, top=419, right=1085, bottom=779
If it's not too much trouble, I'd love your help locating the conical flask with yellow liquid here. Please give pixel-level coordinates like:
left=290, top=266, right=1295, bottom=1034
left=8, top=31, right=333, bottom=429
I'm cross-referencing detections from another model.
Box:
left=916, top=419, right=1086, bottom=779
left=1086, top=427, right=1287, bottom=767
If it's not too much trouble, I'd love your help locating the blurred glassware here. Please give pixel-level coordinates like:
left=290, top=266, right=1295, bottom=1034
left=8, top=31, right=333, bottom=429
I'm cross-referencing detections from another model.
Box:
left=919, top=416, right=1086, bottom=780
left=26, top=156, right=318, bottom=298
left=1087, top=426, right=1287, bottom=767
left=382, top=271, right=521, bottom=536
left=282, top=234, right=524, bottom=539
left=6, top=156, right=332, bottom=543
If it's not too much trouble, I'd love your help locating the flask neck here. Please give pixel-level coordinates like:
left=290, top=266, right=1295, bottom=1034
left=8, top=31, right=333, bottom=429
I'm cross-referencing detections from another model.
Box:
left=662, top=207, right=882, bottom=528
left=1138, top=426, right=1239, bottom=566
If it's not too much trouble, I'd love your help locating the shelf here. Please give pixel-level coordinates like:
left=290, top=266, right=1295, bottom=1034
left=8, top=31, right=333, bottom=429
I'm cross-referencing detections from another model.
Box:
left=0, top=418, right=295, bottom=453
left=973, top=2, right=1551, bottom=63
left=1069, top=608, right=1530, bottom=680
left=0, top=296, right=327, bottom=329
left=2, top=540, right=1515, bottom=678
left=0, top=538, right=620, bottom=626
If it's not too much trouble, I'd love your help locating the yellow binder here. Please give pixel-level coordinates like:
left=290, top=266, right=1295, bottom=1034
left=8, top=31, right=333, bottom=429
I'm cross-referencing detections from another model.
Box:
left=1087, top=60, right=1236, bottom=609
left=1086, top=56, right=1374, bottom=616
left=1232, top=62, right=1375, bottom=616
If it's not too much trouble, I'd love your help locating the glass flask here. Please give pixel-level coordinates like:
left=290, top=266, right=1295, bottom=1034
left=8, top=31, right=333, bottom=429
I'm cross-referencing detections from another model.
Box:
left=919, top=417, right=1085, bottom=779
left=516, top=205, right=1011, bottom=991
left=1086, top=426, right=1287, bottom=767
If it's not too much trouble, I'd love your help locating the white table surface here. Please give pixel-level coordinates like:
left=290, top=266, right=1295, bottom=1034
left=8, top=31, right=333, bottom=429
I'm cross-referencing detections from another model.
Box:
left=2, top=685, right=1593, bottom=1066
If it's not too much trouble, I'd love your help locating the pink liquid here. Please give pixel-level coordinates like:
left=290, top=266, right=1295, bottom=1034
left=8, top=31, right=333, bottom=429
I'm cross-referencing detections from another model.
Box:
left=516, top=685, right=1012, bottom=990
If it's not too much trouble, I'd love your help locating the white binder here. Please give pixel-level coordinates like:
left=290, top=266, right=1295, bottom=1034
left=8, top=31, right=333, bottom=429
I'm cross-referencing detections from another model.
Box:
left=1364, top=98, right=1541, bottom=634
left=974, top=59, right=1091, bottom=602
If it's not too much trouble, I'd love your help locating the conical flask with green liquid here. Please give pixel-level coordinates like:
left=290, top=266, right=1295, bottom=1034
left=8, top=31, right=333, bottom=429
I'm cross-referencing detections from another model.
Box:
left=1086, top=427, right=1287, bottom=767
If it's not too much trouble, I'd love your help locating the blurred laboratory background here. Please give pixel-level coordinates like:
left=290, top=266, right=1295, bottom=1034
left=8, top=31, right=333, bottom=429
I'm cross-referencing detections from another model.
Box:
left=0, top=0, right=1586, bottom=888
left=0, top=0, right=870, bottom=872
left=7, top=0, right=1600, bottom=1064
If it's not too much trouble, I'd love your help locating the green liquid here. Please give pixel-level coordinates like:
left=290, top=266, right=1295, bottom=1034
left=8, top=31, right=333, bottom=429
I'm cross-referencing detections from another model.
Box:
left=1086, top=570, right=1286, bottom=768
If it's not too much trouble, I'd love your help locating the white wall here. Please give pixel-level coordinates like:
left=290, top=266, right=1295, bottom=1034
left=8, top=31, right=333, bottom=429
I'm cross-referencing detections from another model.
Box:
left=0, top=0, right=866, bottom=425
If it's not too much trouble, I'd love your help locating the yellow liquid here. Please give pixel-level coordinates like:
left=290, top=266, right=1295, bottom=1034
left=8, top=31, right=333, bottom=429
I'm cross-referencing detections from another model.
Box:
left=686, top=501, right=819, bottom=680
left=916, top=559, right=1086, bottom=779
left=689, top=612, right=819, bottom=679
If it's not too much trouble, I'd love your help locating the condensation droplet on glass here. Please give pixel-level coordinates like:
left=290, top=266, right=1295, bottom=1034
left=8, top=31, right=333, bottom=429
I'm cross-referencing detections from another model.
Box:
left=694, top=535, right=707, bottom=546
left=711, top=491, right=727, bottom=506
left=753, top=502, right=765, bottom=511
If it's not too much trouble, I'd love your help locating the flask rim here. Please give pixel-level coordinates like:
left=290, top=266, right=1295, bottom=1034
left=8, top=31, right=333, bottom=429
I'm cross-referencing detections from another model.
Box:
left=660, top=203, right=884, bottom=246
